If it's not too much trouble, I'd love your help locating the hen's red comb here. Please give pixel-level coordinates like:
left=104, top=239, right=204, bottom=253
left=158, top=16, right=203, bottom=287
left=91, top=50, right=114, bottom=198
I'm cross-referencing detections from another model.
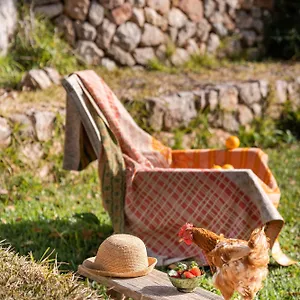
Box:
left=178, top=223, right=194, bottom=236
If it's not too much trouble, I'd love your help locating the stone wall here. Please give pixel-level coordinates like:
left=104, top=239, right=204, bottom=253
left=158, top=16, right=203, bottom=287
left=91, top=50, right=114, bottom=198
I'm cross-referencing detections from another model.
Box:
left=1, top=75, right=299, bottom=151
left=31, top=0, right=273, bottom=67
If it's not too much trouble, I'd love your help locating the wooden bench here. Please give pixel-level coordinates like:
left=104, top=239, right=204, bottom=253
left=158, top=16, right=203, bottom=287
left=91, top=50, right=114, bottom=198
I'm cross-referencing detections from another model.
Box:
left=78, top=267, right=222, bottom=300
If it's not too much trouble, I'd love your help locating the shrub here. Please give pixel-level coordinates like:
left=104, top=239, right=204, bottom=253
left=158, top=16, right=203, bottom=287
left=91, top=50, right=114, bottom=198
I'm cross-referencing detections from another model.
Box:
left=266, top=0, right=300, bottom=60
left=0, top=4, right=80, bottom=88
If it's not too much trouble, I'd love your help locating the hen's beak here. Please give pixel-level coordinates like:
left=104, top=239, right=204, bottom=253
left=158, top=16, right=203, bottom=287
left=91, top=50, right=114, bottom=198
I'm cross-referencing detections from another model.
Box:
left=178, top=238, right=183, bottom=243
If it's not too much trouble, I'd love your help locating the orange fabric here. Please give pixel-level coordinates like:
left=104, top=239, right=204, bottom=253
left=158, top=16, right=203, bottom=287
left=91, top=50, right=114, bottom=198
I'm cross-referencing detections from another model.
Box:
left=171, top=148, right=278, bottom=192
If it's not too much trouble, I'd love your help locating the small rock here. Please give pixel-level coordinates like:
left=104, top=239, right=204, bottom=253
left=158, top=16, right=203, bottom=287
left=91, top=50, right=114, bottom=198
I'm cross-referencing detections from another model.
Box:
left=156, top=44, right=167, bottom=60
left=275, top=80, right=288, bottom=104
left=9, top=113, right=35, bottom=139
left=111, top=3, right=133, bottom=25
left=251, top=7, right=262, bottom=18
left=222, top=38, right=242, bottom=58
left=198, top=42, right=207, bottom=55
left=208, top=11, right=223, bottom=24
left=145, top=97, right=165, bottom=131
left=108, top=44, right=136, bottom=66
left=170, top=48, right=189, bottom=66
left=96, top=19, right=116, bottom=50
left=204, top=0, right=216, bottom=18
left=168, top=27, right=178, bottom=43
left=54, top=15, right=76, bottom=46
left=254, top=0, right=274, bottom=9
left=239, top=0, right=253, bottom=10
left=21, top=69, right=52, bottom=90
left=141, top=24, right=165, bottom=46
left=226, top=0, right=239, bottom=9
left=0, top=117, right=11, bottom=148
left=99, top=0, right=124, bottom=9
left=241, top=30, right=257, bottom=47
left=222, top=112, right=240, bottom=132
left=252, top=103, right=262, bottom=117
left=258, top=79, right=269, bottom=98
left=287, top=82, right=300, bottom=110
left=34, top=3, right=63, bottom=19
left=238, top=104, right=253, bottom=126
left=43, top=67, right=61, bottom=85
left=186, top=39, right=200, bottom=55
left=252, top=19, right=264, bottom=34
left=144, top=7, right=164, bottom=27
left=113, top=22, right=141, bottom=51
left=88, top=1, right=104, bottom=26
left=34, top=111, right=56, bottom=142
left=178, top=0, right=203, bottom=22
left=64, top=0, right=90, bottom=21
left=207, top=33, right=220, bottom=54
left=196, top=18, right=211, bottom=42
left=164, top=92, right=197, bottom=130
left=266, top=104, right=283, bottom=119
left=101, top=57, right=117, bottom=71
left=38, top=164, right=51, bottom=180
left=218, top=85, right=238, bottom=111
left=223, top=13, right=235, bottom=31
left=76, top=41, right=104, bottom=65
left=215, top=0, right=226, bottom=12
left=236, top=10, right=253, bottom=29
left=206, top=89, right=219, bottom=111
left=168, top=8, right=188, bottom=28
left=213, top=23, right=228, bottom=37
left=128, top=0, right=145, bottom=8
left=181, top=131, right=197, bottom=149
left=207, top=128, right=231, bottom=148
left=74, top=21, right=97, bottom=41
left=147, top=0, right=170, bottom=15
left=20, top=143, right=44, bottom=165
left=131, top=8, right=145, bottom=27
left=238, top=82, right=262, bottom=105
left=133, top=47, right=156, bottom=65
left=177, top=21, right=197, bottom=47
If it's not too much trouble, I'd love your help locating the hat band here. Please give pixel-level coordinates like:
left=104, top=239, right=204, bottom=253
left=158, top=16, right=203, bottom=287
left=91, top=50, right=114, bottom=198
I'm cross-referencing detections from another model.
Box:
left=79, top=257, right=157, bottom=278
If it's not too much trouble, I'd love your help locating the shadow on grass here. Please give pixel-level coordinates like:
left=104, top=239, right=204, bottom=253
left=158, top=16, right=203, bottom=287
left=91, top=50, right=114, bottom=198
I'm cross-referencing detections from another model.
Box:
left=0, top=212, right=113, bottom=271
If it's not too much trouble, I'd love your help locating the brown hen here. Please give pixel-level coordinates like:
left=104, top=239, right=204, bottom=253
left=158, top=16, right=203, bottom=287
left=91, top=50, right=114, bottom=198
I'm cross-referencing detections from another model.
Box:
left=178, top=223, right=270, bottom=300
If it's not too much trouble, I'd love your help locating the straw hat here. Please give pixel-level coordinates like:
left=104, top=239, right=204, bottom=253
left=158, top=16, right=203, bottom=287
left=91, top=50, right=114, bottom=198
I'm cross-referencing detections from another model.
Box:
left=78, top=234, right=157, bottom=278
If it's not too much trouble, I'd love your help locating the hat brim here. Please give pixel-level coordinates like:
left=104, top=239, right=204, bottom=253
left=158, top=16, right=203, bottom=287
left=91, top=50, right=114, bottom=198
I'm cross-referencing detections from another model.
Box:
left=78, top=256, right=157, bottom=278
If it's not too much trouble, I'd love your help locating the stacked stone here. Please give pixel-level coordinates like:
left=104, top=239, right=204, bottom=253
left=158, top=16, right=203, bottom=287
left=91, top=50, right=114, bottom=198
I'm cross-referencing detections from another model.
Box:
left=1, top=77, right=299, bottom=151
left=31, top=0, right=273, bottom=67
left=145, top=77, right=300, bottom=134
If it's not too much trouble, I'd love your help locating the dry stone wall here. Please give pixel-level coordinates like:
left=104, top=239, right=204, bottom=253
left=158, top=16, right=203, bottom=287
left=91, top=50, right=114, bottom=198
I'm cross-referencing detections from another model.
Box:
left=31, top=0, right=274, bottom=67
left=1, top=76, right=299, bottom=151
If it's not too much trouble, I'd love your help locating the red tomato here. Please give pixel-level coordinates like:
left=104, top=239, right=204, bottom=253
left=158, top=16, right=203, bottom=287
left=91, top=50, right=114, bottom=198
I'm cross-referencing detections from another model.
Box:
left=183, top=271, right=196, bottom=279
left=189, top=267, right=201, bottom=277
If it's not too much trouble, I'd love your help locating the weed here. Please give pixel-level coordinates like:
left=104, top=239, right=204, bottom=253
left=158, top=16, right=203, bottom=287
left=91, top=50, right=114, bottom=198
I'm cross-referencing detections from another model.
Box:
left=184, top=54, right=220, bottom=71
left=147, top=58, right=171, bottom=72
left=0, top=4, right=80, bottom=88
left=277, top=103, right=300, bottom=139
left=238, top=118, right=297, bottom=148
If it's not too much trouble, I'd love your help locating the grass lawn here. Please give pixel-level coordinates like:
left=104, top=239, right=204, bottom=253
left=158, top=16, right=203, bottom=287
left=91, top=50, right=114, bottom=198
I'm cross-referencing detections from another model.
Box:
left=0, top=119, right=299, bottom=299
